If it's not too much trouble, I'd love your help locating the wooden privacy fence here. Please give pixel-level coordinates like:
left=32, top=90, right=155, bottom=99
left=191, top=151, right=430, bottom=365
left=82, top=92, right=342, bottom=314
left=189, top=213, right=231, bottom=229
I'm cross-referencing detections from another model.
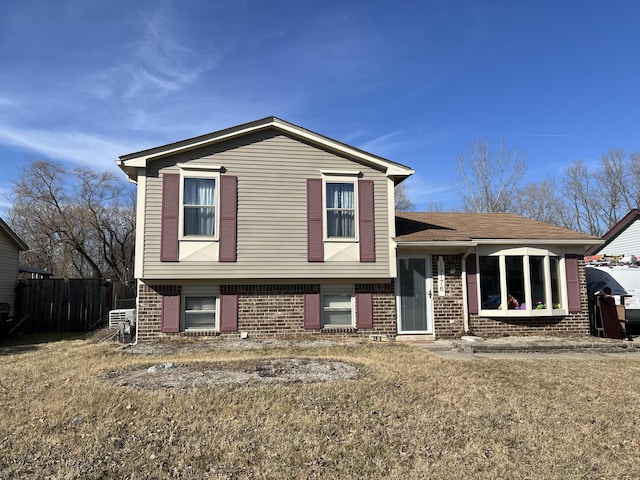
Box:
left=14, top=279, right=136, bottom=333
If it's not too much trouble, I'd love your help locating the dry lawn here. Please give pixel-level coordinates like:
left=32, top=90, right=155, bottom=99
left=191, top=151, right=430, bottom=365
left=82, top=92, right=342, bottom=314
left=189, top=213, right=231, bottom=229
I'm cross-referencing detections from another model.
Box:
left=1, top=334, right=640, bottom=479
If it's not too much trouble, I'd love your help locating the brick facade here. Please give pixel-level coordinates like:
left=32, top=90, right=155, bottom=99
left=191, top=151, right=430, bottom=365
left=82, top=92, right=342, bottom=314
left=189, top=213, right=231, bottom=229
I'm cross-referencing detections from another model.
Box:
left=432, top=255, right=466, bottom=338
left=431, top=255, right=591, bottom=339
left=136, top=257, right=591, bottom=342
left=136, top=282, right=396, bottom=342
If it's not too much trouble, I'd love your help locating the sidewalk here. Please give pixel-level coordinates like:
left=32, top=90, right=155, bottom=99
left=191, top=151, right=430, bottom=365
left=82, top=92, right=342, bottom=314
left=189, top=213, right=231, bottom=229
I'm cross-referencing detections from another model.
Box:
left=418, top=335, right=640, bottom=359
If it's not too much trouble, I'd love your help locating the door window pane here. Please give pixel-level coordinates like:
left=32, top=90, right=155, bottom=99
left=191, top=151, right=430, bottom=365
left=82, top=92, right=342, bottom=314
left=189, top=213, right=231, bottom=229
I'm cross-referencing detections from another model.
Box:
left=399, top=258, right=428, bottom=331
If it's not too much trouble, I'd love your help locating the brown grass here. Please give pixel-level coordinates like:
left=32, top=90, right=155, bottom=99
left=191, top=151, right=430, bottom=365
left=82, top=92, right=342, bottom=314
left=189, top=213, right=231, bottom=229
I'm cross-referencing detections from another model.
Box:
left=1, top=334, right=640, bottom=479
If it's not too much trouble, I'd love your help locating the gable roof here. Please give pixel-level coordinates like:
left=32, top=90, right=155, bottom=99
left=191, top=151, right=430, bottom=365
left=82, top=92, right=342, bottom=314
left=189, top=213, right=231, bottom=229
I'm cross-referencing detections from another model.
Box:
left=585, top=208, right=640, bottom=255
left=117, top=116, right=414, bottom=183
left=395, top=212, right=601, bottom=246
left=0, top=217, right=28, bottom=251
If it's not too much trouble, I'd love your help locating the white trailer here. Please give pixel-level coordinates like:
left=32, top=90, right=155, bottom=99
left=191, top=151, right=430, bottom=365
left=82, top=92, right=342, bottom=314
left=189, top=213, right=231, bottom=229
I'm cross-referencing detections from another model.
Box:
left=586, top=265, right=640, bottom=323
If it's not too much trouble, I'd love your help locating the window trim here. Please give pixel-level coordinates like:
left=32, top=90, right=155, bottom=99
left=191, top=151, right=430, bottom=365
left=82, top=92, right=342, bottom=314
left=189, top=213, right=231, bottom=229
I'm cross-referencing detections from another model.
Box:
left=181, top=286, right=220, bottom=331
left=321, top=286, right=355, bottom=328
left=179, top=169, right=220, bottom=241
left=476, top=247, right=568, bottom=317
left=322, top=176, right=359, bottom=242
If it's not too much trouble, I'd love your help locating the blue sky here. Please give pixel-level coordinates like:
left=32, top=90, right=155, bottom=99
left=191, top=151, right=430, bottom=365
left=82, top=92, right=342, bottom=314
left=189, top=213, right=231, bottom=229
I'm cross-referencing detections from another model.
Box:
left=0, top=0, right=639, bottom=213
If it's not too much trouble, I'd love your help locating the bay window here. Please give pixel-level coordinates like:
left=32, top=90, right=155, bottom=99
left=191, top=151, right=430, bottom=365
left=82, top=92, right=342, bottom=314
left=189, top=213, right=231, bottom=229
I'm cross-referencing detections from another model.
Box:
left=478, top=248, right=565, bottom=315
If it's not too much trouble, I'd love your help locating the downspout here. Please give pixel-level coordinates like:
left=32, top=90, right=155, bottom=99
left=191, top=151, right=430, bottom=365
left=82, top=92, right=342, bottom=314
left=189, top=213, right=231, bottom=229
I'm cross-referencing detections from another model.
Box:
left=461, top=250, right=473, bottom=334
left=132, top=278, right=140, bottom=346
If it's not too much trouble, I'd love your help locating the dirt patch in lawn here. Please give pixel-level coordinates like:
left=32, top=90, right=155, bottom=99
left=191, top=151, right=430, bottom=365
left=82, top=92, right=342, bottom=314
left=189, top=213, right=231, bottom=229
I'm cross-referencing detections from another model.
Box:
left=105, top=358, right=360, bottom=390
left=121, top=337, right=364, bottom=355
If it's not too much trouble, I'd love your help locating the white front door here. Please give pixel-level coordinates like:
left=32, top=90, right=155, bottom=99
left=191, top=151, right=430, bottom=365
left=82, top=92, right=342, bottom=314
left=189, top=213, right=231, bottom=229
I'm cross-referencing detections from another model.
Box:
left=397, top=256, right=434, bottom=334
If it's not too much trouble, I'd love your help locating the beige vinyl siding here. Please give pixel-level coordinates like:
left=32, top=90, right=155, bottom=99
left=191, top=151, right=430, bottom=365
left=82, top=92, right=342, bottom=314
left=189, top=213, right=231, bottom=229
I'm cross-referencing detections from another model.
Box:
left=0, top=230, right=20, bottom=313
left=143, top=130, right=391, bottom=280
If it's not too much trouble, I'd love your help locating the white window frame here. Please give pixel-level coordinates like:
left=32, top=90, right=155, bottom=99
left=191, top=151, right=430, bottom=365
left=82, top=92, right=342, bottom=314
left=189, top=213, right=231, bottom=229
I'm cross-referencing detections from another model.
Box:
left=181, top=286, right=220, bottom=331
left=178, top=167, right=221, bottom=241
left=476, top=246, right=568, bottom=317
left=321, top=285, right=355, bottom=328
left=322, top=175, right=359, bottom=242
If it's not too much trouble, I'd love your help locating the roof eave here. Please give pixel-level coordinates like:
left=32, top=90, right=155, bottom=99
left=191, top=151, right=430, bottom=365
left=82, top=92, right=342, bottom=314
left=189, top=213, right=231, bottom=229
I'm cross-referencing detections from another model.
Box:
left=117, top=117, right=414, bottom=181
left=586, top=209, right=640, bottom=255
left=473, top=238, right=603, bottom=246
left=395, top=238, right=603, bottom=247
left=396, top=241, right=478, bottom=247
left=0, top=218, right=28, bottom=251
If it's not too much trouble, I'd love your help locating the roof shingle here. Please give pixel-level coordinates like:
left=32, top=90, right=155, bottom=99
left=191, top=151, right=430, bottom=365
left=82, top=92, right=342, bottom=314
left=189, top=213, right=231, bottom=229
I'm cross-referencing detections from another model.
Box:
left=395, top=212, right=600, bottom=244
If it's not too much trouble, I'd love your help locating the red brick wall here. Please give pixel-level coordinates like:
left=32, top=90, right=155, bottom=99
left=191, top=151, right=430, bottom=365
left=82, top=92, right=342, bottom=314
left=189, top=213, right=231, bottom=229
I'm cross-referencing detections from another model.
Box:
left=137, top=284, right=179, bottom=342
left=432, top=255, right=466, bottom=338
left=136, top=282, right=396, bottom=342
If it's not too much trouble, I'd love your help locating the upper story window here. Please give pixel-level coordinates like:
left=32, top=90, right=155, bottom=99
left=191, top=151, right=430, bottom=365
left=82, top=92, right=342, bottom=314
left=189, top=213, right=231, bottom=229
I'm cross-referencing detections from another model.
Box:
left=183, top=177, right=216, bottom=236
left=325, top=181, right=356, bottom=239
left=478, top=247, right=565, bottom=316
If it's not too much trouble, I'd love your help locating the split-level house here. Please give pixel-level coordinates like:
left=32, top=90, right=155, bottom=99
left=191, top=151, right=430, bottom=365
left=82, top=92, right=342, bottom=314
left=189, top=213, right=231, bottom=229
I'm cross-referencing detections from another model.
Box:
left=117, top=117, right=600, bottom=342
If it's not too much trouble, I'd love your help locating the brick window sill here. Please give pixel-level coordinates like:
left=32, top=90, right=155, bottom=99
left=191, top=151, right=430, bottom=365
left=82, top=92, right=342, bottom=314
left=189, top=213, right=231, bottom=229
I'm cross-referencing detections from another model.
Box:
left=180, top=330, right=220, bottom=337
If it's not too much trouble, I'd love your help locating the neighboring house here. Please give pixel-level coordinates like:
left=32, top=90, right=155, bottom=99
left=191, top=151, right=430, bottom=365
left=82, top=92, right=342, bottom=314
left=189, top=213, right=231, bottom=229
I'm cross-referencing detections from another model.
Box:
left=117, top=117, right=601, bottom=342
left=0, top=217, right=28, bottom=317
left=585, top=208, right=640, bottom=259
left=19, top=265, right=52, bottom=279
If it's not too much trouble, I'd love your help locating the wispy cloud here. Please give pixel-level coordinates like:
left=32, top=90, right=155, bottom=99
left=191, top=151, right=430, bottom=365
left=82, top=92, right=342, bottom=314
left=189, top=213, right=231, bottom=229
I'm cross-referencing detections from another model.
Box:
left=87, top=10, right=220, bottom=102
left=0, top=125, right=143, bottom=171
left=403, top=174, right=458, bottom=211
left=360, top=131, right=407, bottom=154
left=503, top=132, right=571, bottom=138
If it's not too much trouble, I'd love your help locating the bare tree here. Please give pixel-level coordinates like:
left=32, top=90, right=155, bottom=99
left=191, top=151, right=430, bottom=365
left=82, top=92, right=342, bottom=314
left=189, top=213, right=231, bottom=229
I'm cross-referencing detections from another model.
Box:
left=394, top=183, right=415, bottom=211
left=454, top=138, right=528, bottom=213
left=560, top=159, right=604, bottom=235
left=8, top=160, right=135, bottom=282
left=557, top=151, right=640, bottom=236
left=512, top=177, right=573, bottom=228
left=595, top=149, right=640, bottom=228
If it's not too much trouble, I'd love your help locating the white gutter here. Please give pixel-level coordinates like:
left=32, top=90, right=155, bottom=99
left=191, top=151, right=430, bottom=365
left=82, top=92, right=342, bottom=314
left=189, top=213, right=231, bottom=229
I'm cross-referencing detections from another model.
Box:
left=397, top=239, right=601, bottom=248
left=133, top=278, right=141, bottom=346
left=396, top=241, right=478, bottom=248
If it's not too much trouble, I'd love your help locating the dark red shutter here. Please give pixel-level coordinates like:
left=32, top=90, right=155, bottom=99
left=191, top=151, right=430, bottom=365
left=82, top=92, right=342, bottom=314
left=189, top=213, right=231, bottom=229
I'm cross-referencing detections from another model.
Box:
left=219, top=292, right=238, bottom=332
left=356, top=292, right=373, bottom=329
left=358, top=179, right=375, bottom=262
left=219, top=175, right=238, bottom=262
left=161, top=292, right=180, bottom=333
left=303, top=292, right=321, bottom=329
left=307, top=179, right=324, bottom=262
left=466, top=254, right=479, bottom=314
left=161, top=173, right=180, bottom=262
left=566, top=254, right=582, bottom=313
